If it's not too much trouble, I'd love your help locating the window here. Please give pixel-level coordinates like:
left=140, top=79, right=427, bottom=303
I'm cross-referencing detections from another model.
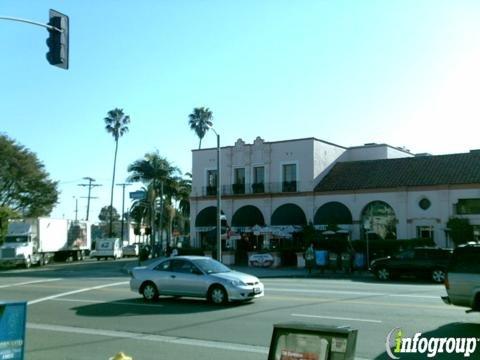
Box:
left=417, top=226, right=434, bottom=241
left=457, top=199, right=480, bottom=215
left=154, top=260, right=171, bottom=271
left=282, top=164, right=297, bottom=192
left=234, top=168, right=245, bottom=184
left=450, top=248, right=480, bottom=273
left=233, top=168, right=245, bottom=194
left=171, top=259, right=197, bottom=274
left=252, top=166, right=265, bottom=193
left=419, top=198, right=431, bottom=210
left=396, top=250, right=414, bottom=260
left=206, top=170, right=217, bottom=195
left=253, top=166, right=264, bottom=184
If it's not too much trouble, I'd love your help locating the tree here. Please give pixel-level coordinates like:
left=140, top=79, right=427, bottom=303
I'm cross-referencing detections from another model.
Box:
left=104, top=108, right=130, bottom=236
left=447, top=217, right=474, bottom=246
left=98, top=205, right=120, bottom=236
left=127, top=152, right=181, bottom=249
left=188, top=107, right=213, bottom=149
left=0, top=135, right=59, bottom=241
left=98, top=205, right=120, bottom=223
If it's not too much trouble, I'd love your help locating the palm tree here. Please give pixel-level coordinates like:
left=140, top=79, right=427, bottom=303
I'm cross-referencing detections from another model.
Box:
left=127, top=152, right=181, bottom=250
left=174, top=173, right=192, bottom=237
left=104, top=108, right=130, bottom=236
left=188, top=107, right=213, bottom=149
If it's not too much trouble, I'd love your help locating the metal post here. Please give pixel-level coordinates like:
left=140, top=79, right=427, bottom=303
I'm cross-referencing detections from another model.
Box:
left=116, top=183, right=131, bottom=244
left=74, top=197, right=78, bottom=221
left=366, top=232, right=370, bottom=270
left=216, top=133, right=221, bottom=262
left=159, top=181, right=164, bottom=252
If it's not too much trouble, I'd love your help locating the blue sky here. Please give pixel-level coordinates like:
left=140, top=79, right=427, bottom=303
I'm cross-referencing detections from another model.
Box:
left=2, top=1, right=480, bottom=222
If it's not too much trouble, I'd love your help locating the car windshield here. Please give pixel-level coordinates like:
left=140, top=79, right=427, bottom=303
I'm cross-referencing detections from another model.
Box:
left=192, top=258, right=231, bottom=274
left=4, top=236, right=28, bottom=243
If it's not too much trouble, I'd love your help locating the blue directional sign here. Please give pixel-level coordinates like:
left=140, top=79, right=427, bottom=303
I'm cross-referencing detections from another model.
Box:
left=0, top=302, right=27, bottom=360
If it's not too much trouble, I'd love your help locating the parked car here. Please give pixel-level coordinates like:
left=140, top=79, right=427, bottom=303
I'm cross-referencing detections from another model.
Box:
left=369, top=247, right=453, bottom=283
left=130, top=256, right=264, bottom=304
left=442, top=243, right=480, bottom=312
left=122, top=243, right=140, bottom=257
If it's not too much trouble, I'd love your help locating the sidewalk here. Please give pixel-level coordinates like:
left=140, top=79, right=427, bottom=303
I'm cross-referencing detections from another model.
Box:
left=230, top=265, right=374, bottom=280
left=122, top=258, right=374, bottom=281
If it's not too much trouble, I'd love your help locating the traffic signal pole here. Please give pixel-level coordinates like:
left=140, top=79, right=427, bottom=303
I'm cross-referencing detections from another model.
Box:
left=0, top=16, right=59, bottom=31
left=0, top=9, right=69, bottom=69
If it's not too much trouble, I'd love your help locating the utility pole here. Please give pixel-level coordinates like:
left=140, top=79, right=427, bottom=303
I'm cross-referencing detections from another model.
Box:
left=116, top=183, right=131, bottom=244
left=73, top=196, right=78, bottom=221
left=78, top=177, right=101, bottom=221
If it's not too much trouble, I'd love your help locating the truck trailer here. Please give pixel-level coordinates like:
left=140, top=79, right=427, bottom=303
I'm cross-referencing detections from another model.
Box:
left=0, top=218, right=91, bottom=268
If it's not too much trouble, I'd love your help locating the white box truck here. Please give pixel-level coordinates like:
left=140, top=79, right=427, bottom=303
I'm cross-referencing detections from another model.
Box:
left=0, top=218, right=91, bottom=268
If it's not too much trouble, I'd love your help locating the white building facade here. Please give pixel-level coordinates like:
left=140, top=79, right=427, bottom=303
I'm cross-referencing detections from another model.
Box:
left=190, top=137, right=480, bottom=249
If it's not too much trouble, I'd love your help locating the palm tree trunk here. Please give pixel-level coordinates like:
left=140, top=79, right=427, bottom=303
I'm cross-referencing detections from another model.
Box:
left=109, top=139, right=118, bottom=236
left=198, top=138, right=202, bottom=150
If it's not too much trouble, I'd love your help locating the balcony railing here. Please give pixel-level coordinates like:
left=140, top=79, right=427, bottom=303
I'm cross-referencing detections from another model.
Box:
left=232, top=183, right=245, bottom=194
left=197, top=181, right=305, bottom=197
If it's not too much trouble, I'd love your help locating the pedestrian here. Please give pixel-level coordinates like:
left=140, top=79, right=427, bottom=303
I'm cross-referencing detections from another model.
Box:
left=165, top=244, right=172, bottom=257
left=305, top=243, right=315, bottom=275
left=171, top=247, right=178, bottom=257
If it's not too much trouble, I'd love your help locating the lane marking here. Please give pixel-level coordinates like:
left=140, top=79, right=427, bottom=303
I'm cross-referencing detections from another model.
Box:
left=266, top=295, right=452, bottom=310
left=27, top=322, right=269, bottom=354
left=28, top=281, right=128, bottom=305
left=291, top=313, right=382, bottom=324
left=389, top=294, right=439, bottom=299
left=267, top=287, right=383, bottom=296
left=266, top=287, right=441, bottom=299
left=0, top=278, right=62, bottom=288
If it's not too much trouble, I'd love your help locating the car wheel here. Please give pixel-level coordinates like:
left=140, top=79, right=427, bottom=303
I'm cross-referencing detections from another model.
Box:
left=208, top=285, right=228, bottom=305
left=432, top=269, right=446, bottom=283
left=142, top=282, right=159, bottom=302
left=376, top=268, right=390, bottom=281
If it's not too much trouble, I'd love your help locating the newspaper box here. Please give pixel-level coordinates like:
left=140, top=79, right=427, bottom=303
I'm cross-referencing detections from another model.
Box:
left=0, top=301, right=27, bottom=360
left=268, top=322, right=357, bottom=360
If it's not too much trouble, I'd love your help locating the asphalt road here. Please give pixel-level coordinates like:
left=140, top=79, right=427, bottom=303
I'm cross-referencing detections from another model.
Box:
left=1, top=259, right=479, bottom=360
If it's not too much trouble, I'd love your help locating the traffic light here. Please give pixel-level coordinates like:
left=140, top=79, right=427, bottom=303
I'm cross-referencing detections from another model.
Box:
left=46, top=9, right=69, bottom=69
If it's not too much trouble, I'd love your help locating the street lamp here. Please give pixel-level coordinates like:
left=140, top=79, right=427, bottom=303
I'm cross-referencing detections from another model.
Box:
left=364, top=220, right=371, bottom=269
left=209, top=127, right=222, bottom=262
left=116, top=183, right=131, bottom=244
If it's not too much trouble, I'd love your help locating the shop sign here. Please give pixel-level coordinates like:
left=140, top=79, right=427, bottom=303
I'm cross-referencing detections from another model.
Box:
left=249, top=253, right=274, bottom=267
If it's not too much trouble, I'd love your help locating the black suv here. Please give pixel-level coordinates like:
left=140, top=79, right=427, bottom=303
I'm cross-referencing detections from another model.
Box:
left=369, top=247, right=453, bottom=283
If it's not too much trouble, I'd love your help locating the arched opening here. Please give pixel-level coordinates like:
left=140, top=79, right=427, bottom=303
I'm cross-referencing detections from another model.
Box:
left=361, top=201, right=397, bottom=240
left=232, top=205, right=265, bottom=263
left=314, top=202, right=353, bottom=226
left=195, top=206, right=227, bottom=252
left=271, top=204, right=307, bottom=226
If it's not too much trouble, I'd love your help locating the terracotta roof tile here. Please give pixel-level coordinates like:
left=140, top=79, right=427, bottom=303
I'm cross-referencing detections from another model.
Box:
left=315, top=153, right=480, bottom=192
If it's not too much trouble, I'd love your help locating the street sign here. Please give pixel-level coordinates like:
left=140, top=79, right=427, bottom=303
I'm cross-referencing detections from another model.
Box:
left=129, top=191, right=145, bottom=200
left=0, top=301, right=27, bottom=360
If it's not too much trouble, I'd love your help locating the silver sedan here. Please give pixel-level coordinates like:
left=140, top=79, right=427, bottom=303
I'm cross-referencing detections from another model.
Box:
left=130, top=256, right=264, bottom=305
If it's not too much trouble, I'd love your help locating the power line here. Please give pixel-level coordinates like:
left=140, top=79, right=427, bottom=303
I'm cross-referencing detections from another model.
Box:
left=78, top=177, right=102, bottom=221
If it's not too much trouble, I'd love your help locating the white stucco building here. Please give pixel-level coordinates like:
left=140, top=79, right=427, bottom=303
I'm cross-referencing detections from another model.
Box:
left=190, top=137, right=480, bottom=249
